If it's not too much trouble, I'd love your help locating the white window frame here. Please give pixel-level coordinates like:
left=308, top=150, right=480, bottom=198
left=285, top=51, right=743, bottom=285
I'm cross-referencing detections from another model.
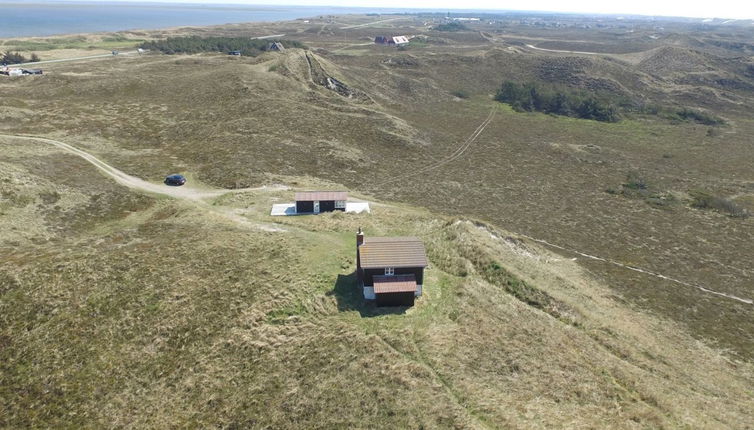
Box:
left=334, top=200, right=346, bottom=209
left=384, top=267, right=394, bottom=276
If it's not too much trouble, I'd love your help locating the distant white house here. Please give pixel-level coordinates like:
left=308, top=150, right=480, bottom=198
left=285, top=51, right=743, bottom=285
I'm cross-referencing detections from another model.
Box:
left=392, top=36, right=409, bottom=45
left=375, top=35, right=410, bottom=46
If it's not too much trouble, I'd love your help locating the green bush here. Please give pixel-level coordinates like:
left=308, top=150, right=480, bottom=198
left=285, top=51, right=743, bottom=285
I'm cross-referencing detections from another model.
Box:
left=495, top=81, right=619, bottom=122
left=690, top=191, right=750, bottom=218
left=675, top=108, right=725, bottom=126
left=140, top=36, right=306, bottom=57
left=623, top=172, right=648, bottom=190
left=495, top=81, right=725, bottom=126
left=1, top=51, right=39, bottom=64
left=434, top=22, right=468, bottom=32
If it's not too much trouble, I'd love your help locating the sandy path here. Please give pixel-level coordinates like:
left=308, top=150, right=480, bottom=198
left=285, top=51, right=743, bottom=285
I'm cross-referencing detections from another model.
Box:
left=8, top=51, right=139, bottom=67
left=525, top=44, right=604, bottom=55
left=1, top=134, right=289, bottom=232
left=2, top=134, right=255, bottom=200
left=520, top=233, right=754, bottom=305
left=342, top=18, right=405, bottom=29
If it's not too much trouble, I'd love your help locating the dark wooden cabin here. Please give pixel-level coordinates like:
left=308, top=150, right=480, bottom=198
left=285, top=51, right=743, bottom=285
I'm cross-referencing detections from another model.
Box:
left=356, top=229, right=428, bottom=307
left=295, top=191, right=348, bottom=214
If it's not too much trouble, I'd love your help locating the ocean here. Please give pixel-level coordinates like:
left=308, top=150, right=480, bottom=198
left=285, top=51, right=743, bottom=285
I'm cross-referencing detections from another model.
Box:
left=0, top=1, right=414, bottom=38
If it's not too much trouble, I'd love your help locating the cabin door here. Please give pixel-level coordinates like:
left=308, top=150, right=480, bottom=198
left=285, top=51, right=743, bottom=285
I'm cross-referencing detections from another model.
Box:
left=313, top=201, right=320, bottom=214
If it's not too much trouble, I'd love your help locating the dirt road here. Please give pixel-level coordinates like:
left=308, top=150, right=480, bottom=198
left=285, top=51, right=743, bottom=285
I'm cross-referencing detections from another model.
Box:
left=525, top=44, right=603, bottom=55
left=342, top=18, right=405, bottom=29
left=1, top=134, right=284, bottom=200
left=8, top=51, right=139, bottom=67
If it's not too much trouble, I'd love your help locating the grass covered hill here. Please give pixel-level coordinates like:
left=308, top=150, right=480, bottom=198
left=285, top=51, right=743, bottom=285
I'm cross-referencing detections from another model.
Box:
left=1, top=135, right=752, bottom=427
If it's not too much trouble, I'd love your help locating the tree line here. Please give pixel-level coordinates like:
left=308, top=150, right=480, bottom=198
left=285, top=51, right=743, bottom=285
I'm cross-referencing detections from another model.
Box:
left=494, top=80, right=725, bottom=125
left=139, top=36, right=305, bottom=57
left=495, top=80, right=619, bottom=122
left=1, top=51, right=40, bottom=65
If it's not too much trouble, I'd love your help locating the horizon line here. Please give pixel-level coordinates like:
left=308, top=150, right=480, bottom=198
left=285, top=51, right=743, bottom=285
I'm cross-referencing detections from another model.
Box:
left=3, top=0, right=753, bottom=21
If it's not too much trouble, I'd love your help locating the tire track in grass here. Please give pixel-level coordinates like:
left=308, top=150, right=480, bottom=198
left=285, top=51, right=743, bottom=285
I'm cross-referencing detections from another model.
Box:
left=376, top=334, right=491, bottom=430
left=518, top=234, right=754, bottom=305
left=375, top=106, right=496, bottom=187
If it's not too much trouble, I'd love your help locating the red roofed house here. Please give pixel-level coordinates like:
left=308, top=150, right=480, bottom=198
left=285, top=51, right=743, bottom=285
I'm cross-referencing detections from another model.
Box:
left=356, top=228, right=428, bottom=307
left=295, top=191, right=348, bottom=214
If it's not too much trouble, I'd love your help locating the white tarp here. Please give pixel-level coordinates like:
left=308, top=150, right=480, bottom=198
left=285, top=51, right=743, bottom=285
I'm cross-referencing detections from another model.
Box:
left=270, top=203, right=296, bottom=216
left=345, top=202, right=370, bottom=213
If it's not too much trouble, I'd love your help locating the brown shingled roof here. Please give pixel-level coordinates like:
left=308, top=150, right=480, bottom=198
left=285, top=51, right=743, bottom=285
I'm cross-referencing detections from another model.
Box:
left=373, top=274, right=417, bottom=294
left=359, top=237, right=428, bottom=269
left=295, top=191, right=348, bottom=201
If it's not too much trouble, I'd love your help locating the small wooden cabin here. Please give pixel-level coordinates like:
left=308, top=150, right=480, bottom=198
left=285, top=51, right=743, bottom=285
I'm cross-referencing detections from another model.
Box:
left=295, top=191, right=348, bottom=214
left=356, top=229, right=428, bottom=307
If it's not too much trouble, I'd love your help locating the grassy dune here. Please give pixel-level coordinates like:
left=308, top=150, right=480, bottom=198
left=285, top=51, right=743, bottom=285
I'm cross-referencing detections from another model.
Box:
left=2, top=14, right=754, bottom=427
left=1, top=142, right=752, bottom=427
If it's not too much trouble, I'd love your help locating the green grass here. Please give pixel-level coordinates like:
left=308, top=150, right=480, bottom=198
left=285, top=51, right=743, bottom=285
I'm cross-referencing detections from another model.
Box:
left=2, top=145, right=753, bottom=427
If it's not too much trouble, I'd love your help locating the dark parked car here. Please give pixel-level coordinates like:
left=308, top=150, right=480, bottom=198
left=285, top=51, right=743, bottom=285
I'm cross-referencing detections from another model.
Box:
left=164, top=174, right=186, bottom=186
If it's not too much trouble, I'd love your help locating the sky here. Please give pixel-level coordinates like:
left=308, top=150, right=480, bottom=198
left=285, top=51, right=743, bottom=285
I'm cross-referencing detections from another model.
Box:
left=77, top=0, right=754, bottom=20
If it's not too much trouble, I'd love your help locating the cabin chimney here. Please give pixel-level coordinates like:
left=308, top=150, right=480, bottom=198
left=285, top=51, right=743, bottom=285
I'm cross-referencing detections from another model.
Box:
left=356, top=227, right=364, bottom=284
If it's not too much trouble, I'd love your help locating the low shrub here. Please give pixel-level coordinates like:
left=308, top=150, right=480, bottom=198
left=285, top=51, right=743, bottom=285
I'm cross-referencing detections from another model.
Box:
left=690, top=191, right=750, bottom=218
left=1, top=51, right=39, bottom=64
left=434, top=22, right=468, bottom=32
left=674, top=108, right=725, bottom=126
left=623, top=172, right=648, bottom=191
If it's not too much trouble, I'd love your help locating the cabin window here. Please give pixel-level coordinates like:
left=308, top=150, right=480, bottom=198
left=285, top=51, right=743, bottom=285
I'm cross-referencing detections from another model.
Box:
left=335, top=200, right=346, bottom=209
left=384, top=267, right=394, bottom=276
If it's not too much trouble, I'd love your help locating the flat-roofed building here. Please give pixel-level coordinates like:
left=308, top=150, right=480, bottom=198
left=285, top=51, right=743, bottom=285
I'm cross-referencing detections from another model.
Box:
left=295, top=191, right=348, bottom=214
